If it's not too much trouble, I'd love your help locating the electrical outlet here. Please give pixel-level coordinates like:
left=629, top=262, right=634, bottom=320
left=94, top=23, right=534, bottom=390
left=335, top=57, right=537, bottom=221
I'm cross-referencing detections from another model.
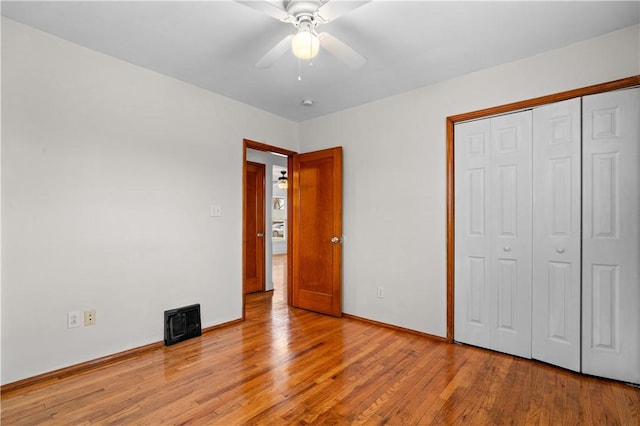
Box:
left=84, top=309, right=96, bottom=326
left=68, top=311, right=81, bottom=328
left=377, top=286, right=384, bottom=298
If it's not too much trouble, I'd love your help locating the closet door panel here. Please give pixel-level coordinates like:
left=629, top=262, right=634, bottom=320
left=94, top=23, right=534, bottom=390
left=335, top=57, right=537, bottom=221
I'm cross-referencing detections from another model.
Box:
left=582, top=88, right=640, bottom=384
left=532, top=98, right=581, bottom=371
left=454, top=119, right=492, bottom=347
left=490, top=112, right=532, bottom=358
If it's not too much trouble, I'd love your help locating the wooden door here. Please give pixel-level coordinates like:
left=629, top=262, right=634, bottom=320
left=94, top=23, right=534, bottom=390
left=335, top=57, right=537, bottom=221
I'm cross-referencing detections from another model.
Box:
left=531, top=98, right=582, bottom=371
left=244, top=161, right=265, bottom=294
left=292, top=147, right=343, bottom=317
left=582, top=88, right=640, bottom=384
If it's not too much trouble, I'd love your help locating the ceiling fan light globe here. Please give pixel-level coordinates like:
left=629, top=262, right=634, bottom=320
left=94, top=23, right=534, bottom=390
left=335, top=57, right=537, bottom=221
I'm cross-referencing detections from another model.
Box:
left=291, top=30, right=320, bottom=60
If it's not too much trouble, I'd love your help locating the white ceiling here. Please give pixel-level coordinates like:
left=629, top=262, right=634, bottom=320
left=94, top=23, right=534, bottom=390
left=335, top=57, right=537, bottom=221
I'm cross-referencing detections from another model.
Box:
left=2, top=1, right=638, bottom=122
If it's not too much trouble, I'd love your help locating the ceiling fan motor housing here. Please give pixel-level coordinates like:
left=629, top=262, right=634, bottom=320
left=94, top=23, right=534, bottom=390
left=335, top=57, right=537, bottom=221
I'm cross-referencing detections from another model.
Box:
left=287, top=0, right=323, bottom=25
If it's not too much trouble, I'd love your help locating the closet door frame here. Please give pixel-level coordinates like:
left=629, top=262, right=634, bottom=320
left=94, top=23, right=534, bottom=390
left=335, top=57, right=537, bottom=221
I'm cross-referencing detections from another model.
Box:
left=446, top=75, right=640, bottom=343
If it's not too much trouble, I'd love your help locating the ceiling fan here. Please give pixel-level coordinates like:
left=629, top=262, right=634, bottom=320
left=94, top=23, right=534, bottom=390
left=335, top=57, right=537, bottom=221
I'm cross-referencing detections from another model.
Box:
left=236, top=0, right=370, bottom=69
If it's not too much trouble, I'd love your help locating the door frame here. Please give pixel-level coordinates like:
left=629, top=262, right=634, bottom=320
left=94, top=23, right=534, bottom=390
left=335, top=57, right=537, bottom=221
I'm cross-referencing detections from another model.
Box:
left=445, top=75, right=640, bottom=343
left=242, top=139, right=297, bottom=319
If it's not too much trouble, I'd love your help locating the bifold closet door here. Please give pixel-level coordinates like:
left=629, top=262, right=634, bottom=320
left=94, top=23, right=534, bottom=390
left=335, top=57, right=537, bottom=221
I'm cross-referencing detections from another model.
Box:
left=531, top=98, right=581, bottom=372
left=455, top=111, right=532, bottom=359
left=582, top=88, right=640, bottom=384
left=490, top=113, right=533, bottom=358
left=455, top=118, right=492, bottom=349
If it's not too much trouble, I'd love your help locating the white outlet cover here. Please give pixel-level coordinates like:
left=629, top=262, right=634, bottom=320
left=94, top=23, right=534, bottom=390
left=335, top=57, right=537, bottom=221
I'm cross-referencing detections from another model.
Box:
left=68, top=311, right=81, bottom=328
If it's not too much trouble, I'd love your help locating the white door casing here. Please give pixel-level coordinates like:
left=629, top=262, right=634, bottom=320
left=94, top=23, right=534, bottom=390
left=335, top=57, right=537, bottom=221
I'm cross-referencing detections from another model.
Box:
left=532, top=98, right=581, bottom=372
left=582, top=88, right=640, bottom=384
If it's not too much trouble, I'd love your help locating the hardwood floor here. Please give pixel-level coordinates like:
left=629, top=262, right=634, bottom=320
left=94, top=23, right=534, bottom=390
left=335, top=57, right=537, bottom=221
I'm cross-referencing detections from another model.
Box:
left=3, top=279, right=639, bottom=424
left=272, top=253, right=287, bottom=297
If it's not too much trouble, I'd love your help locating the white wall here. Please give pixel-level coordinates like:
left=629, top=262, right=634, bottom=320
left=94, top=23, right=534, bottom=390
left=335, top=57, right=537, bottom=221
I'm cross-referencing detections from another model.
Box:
left=299, top=24, right=640, bottom=337
left=1, top=18, right=298, bottom=385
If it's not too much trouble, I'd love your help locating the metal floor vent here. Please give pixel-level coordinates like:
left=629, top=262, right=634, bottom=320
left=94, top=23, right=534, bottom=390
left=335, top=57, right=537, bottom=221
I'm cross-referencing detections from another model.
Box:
left=164, top=304, right=201, bottom=346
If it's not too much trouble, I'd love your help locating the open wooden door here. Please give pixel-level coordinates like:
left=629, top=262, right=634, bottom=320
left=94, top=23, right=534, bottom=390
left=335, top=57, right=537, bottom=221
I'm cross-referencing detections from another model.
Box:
left=244, top=161, right=265, bottom=294
left=292, top=147, right=343, bottom=317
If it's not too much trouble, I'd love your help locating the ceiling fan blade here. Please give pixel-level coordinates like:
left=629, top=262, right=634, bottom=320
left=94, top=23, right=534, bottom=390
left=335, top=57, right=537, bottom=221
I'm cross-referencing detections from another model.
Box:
left=235, top=0, right=292, bottom=22
left=315, top=0, right=371, bottom=23
left=256, top=34, right=294, bottom=68
left=318, top=32, right=366, bottom=69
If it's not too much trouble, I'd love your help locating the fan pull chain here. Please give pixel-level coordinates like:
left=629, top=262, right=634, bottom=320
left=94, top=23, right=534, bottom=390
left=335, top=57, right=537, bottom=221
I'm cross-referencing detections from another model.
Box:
left=298, top=58, right=302, bottom=81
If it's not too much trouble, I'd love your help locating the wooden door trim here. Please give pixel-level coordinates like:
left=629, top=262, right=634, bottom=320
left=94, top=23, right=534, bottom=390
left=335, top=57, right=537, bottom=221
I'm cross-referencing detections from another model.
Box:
left=445, top=75, right=640, bottom=343
left=245, top=139, right=297, bottom=157
left=242, top=139, right=297, bottom=320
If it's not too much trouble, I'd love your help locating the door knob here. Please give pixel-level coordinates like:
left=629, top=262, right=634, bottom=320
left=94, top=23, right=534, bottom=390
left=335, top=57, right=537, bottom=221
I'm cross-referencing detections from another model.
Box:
left=257, top=233, right=264, bottom=238
left=331, top=236, right=342, bottom=244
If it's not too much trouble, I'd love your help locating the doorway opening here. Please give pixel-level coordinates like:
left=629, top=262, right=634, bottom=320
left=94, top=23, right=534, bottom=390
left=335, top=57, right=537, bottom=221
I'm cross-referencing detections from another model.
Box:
left=271, top=165, right=288, bottom=303
left=243, top=139, right=296, bottom=319
left=243, top=139, right=344, bottom=319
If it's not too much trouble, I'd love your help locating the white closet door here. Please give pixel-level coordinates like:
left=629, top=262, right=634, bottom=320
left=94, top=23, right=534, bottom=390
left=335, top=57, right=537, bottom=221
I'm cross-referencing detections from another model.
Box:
left=455, top=111, right=532, bottom=358
left=489, top=112, right=533, bottom=358
left=454, top=119, right=492, bottom=348
left=582, top=88, right=640, bottom=384
left=532, top=98, right=581, bottom=371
